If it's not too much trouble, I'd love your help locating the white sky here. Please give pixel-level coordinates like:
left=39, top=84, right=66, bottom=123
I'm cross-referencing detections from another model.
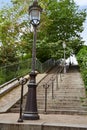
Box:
left=74, top=0, right=87, bottom=45
left=74, top=0, right=87, bottom=6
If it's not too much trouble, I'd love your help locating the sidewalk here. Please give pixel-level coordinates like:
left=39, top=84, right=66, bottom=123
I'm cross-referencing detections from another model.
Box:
left=0, top=113, right=87, bottom=130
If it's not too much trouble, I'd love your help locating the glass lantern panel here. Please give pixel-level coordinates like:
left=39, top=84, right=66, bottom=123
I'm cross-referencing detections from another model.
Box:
left=30, top=10, right=40, bottom=21
left=63, top=42, right=66, bottom=49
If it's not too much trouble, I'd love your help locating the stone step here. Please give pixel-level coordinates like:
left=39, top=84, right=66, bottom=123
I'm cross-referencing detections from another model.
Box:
left=8, top=65, right=87, bottom=115
left=9, top=104, right=87, bottom=114
left=38, top=109, right=87, bottom=115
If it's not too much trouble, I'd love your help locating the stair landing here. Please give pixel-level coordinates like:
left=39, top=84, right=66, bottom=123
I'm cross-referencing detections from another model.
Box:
left=0, top=113, right=87, bottom=130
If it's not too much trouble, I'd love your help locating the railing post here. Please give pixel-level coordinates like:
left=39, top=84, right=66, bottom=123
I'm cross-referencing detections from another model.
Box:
left=56, top=73, right=58, bottom=90
left=45, top=85, right=47, bottom=114
left=60, top=68, right=63, bottom=81
left=43, top=83, right=49, bottom=114
left=17, top=77, right=27, bottom=122
left=51, top=77, right=54, bottom=99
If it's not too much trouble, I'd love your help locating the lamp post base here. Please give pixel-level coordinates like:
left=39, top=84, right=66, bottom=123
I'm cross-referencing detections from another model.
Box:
left=23, top=112, right=39, bottom=120
left=23, top=71, right=39, bottom=120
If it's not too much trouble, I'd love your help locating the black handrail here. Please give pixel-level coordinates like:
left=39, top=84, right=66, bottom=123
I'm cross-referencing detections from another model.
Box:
left=42, top=66, right=64, bottom=113
left=17, top=77, right=28, bottom=122
left=43, top=83, right=49, bottom=114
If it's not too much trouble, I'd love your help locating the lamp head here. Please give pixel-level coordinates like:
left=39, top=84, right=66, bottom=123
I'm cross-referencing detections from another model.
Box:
left=63, top=42, right=66, bottom=49
left=29, top=1, right=42, bottom=26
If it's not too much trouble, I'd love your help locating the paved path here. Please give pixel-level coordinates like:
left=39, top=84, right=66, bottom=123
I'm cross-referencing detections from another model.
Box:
left=0, top=113, right=87, bottom=128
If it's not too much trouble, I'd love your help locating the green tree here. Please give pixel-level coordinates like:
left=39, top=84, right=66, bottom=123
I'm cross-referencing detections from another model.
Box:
left=37, top=0, right=86, bottom=60
left=77, top=46, right=87, bottom=90
left=46, top=0, right=86, bottom=42
left=0, top=0, right=86, bottom=64
left=0, top=44, right=18, bottom=66
left=36, top=39, right=51, bottom=62
left=0, top=3, right=30, bottom=64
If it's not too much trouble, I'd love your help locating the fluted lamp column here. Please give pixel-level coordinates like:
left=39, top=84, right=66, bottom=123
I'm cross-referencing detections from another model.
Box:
left=23, top=0, right=42, bottom=120
left=62, top=42, right=66, bottom=73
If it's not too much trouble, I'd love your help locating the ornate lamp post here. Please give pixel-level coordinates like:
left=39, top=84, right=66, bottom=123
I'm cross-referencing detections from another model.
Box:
left=62, top=42, right=66, bottom=73
left=23, top=0, right=42, bottom=120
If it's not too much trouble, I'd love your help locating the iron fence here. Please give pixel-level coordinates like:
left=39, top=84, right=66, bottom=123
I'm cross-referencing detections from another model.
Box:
left=41, top=59, right=55, bottom=73
left=0, top=58, right=55, bottom=85
left=0, top=59, right=31, bottom=85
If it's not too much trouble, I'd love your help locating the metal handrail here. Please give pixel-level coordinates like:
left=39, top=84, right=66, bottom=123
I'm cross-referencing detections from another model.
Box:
left=17, top=77, right=28, bottom=122
left=41, top=66, right=63, bottom=113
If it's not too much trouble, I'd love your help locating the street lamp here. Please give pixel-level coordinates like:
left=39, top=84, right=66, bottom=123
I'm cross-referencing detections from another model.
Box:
left=62, top=42, right=66, bottom=73
left=23, top=0, right=42, bottom=120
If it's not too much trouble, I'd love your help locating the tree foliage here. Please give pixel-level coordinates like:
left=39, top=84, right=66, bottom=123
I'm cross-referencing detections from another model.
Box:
left=0, top=44, right=18, bottom=66
left=0, top=0, right=86, bottom=64
left=0, top=2, right=30, bottom=64
left=46, top=0, right=86, bottom=42
left=77, top=46, right=87, bottom=90
left=38, top=0, right=86, bottom=60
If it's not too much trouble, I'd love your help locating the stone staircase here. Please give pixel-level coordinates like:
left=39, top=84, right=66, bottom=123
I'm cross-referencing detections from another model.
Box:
left=9, top=65, right=87, bottom=115
left=37, top=66, right=87, bottom=114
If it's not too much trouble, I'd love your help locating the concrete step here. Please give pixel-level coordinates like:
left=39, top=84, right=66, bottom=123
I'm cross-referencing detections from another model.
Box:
left=8, top=66, right=87, bottom=115
left=38, top=109, right=87, bottom=115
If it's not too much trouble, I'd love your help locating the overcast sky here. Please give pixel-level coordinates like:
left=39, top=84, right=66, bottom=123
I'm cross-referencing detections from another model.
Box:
left=74, top=0, right=87, bottom=6
left=0, top=0, right=11, bottom=8
left=74, top=0, right=87, bottom=45
left=0, top=0, right=87, bottom=45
